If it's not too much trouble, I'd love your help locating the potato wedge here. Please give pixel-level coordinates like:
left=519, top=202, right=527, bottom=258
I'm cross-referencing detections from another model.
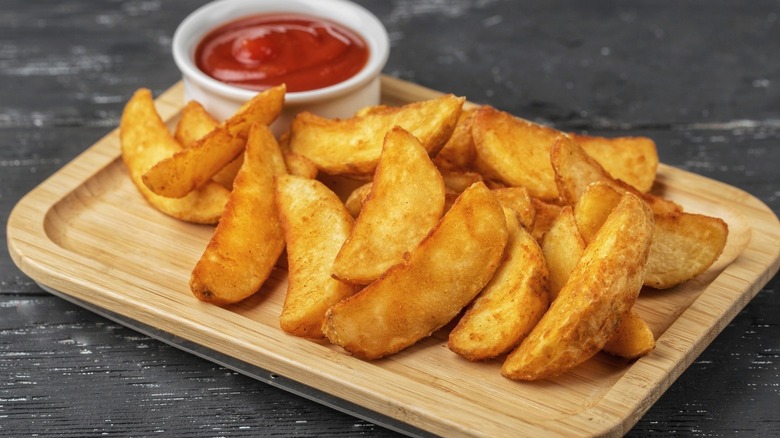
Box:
left=174, top=100, right=217, bottom=148
left=142, top=84, right=285, bottom=198
left=551, top=134, right=681, bottom=215
left=175, top=100, right=242, bottom=190
left=473, top=106, right=561, bottom=201
left=541, top=206, right=585, bottom=300
left=573, top=182, right=625, bottom=243
left=333, top=127, right=446, bottom=285
left=546, top=196, right=655, bottom=359
left=276, top=175, right=361, bottom=339
left=572, top=133, right=659, bottom=193
left=473, top=106, right=660, bottom=200
left=323, top=182, right=508, bottom=359
left=552, top=134, right=620, bottom=205
left=190, top=123, right=287, bottom=305
left=645, top=211, right=728, bottom=289
left=119, top=88, right=229, bottom=224
left=602, top=310, right=656, bottom=359
left=288, top=94, right=464, bottom=178
left=434, top=108, right=478, bottom=171
left=448, top=208, right=549, bottom=361
left=502, top=193, right=654, bottom=380
left=573, top=182, right=729, bottom=289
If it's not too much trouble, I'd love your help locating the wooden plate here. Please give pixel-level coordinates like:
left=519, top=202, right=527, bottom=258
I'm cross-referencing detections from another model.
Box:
left=8, top=76, right=780, bottom=437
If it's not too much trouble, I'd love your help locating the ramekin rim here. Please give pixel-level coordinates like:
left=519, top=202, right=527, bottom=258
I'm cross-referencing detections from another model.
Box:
left=172, top=0, right=389, bottom=104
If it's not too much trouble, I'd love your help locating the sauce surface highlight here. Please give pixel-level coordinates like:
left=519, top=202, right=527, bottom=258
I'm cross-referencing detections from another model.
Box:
left=195, top=14, right=369, bottom=93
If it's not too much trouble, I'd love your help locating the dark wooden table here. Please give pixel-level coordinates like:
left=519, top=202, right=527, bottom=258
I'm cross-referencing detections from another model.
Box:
left=2, top=1, right=778, bottom=436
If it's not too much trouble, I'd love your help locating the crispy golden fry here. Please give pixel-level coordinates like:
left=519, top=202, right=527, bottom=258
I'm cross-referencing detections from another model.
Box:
left=288, top=94, right=464, bottom=178
left=174, top=100, right=217, bottom=148
left=473, top=106, right=561, bottom=200
left=448, top=208, right=549, bottom=361
left=502, top=193, right=654, bottom=380
left=119, top=88, right=230, bottom=224
left=573, top=182, right=625, bottom=243
left=541, top=206, right=585, bottom=300
left=434, top=108, right=478, bottom=171
left=492, top=187, right=535, bottom=231
left=645, top=212, right=729, bottom=289
left=124, top=85, right=732, bottom=379
left=333, top=127, right=446, bottom=285
left=545, top=196, right=655, bottom=359
left=473, top=106, right=661, bottom=200
left=530, top=197, right=563, bottom=242
left=602, top=310, right=656, bottom=359
left=552, top=134, right=622, bottom=205
left=572, top=133, right=659, bottom=193
left=275, top=175, right=360, bottom=339
left=323, top=182, right=508, bottom=359
left=551, top=134, right=681, bottom=215
left=573, top=182, right=728, bottom=289
left=189, top=123, right=287, bottom=305
left=175, top=100, right=243, bottom=190
left=142, top=84, right=285, bottom=198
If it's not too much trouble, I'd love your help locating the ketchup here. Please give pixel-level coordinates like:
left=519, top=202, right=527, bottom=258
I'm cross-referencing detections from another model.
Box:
left=195, top=14, right=369, bottom=92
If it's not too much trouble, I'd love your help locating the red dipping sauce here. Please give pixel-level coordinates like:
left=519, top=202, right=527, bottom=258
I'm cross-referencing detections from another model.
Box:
left=195, top=13, right=369, bottom=93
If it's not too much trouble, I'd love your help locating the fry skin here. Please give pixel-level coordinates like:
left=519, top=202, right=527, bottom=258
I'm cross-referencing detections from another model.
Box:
left=323, top=182, right=508, bottom=359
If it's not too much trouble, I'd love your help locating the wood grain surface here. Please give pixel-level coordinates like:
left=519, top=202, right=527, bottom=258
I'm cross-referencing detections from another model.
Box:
left=2, top=0, right=779, bottom=436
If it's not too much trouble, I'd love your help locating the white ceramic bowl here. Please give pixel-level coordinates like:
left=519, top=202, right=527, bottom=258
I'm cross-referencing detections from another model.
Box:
left=172, top=0, right=389, bottom=131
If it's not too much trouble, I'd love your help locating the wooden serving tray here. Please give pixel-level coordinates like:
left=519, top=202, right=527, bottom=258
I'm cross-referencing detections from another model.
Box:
left=8, top=76, right=780, bottom=437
